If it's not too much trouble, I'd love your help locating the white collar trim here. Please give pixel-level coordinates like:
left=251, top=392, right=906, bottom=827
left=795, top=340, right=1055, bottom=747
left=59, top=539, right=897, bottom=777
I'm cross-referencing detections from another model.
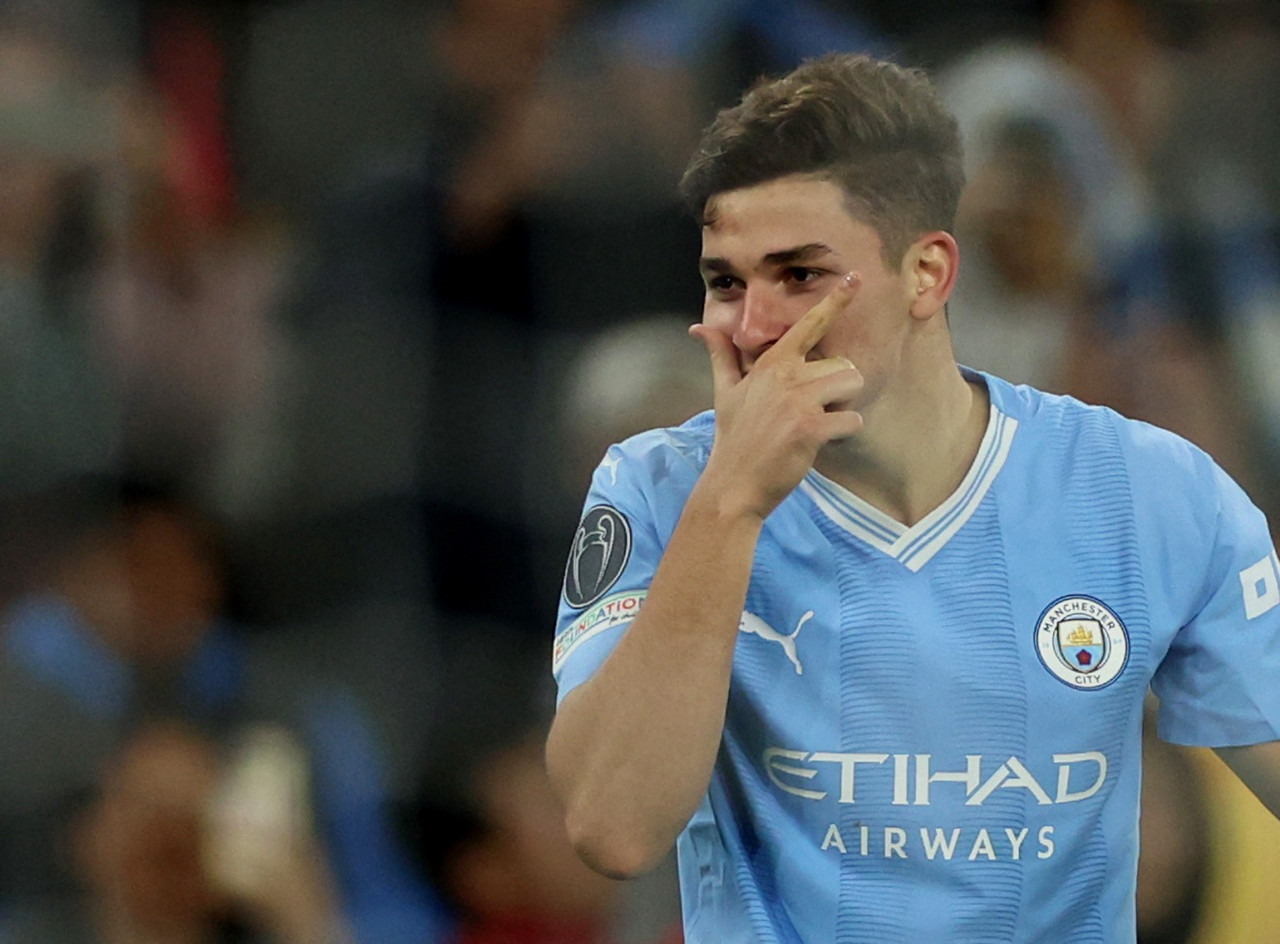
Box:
left=797, top=402, right=1017, bottom=572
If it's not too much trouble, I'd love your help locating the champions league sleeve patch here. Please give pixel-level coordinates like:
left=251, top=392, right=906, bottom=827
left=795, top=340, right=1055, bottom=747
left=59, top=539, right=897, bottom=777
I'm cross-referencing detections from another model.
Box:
left=562, top=505, right=633, bottom=609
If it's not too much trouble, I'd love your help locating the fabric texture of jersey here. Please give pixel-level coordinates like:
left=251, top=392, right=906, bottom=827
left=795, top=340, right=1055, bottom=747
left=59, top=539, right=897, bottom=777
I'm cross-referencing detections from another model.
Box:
left=552, top=370, right=1280, bottom=944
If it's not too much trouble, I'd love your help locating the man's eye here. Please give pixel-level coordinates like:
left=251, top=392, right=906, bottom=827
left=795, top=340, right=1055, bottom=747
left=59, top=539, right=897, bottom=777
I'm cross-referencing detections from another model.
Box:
left=786, top=267, right=822, bottom=284
left=707, top=275, right=738, bottom=292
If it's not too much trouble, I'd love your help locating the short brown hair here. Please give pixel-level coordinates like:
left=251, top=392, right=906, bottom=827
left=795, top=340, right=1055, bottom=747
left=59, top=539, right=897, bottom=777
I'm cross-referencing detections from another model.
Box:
left=679, top=53, right=965, bottom=267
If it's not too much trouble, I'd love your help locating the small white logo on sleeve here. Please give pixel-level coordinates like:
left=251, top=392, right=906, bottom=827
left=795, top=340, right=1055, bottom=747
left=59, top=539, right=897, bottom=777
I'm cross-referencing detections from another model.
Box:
left=600, top=453, right=622, bottom=485
left=1239, top=552, right=1280, bottom=620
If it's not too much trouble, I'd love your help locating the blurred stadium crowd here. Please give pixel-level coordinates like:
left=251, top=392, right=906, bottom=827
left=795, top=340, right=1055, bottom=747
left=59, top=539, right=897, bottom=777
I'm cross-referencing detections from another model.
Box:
left=1, top=0, right=1280, bottom=942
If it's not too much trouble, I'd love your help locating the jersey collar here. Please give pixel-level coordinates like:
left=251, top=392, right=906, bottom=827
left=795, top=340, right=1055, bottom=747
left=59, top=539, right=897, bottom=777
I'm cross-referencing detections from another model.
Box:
left=797, top=372, right=1017, bottom=572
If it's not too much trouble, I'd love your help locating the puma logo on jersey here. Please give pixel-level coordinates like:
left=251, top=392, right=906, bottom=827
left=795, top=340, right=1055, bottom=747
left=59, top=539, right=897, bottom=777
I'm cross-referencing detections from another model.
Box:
left=600, top=453, right=622, bottom=485
left=739, top=610, right=814, bottom=674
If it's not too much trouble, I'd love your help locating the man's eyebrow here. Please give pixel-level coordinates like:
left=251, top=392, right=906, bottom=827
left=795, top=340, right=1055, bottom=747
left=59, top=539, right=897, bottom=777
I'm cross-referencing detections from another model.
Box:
left=762, top=243, right=836, bottom=266
left=698, top=243, right=836, bottom=277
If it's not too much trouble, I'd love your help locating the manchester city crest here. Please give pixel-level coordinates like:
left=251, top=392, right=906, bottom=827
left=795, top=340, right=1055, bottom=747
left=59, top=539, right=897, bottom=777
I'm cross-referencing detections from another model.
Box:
left=1035, top=595, right=1129, bottom=690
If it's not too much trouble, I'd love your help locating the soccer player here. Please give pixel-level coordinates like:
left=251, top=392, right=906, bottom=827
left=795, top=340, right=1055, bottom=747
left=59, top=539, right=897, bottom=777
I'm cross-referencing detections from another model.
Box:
left=545, top=53, right=1280, bottom=942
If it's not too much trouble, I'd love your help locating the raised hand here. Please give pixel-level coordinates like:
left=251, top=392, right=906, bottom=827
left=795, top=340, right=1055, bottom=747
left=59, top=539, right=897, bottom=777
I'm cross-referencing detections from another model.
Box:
left=690, top=274, right=865, bottom=520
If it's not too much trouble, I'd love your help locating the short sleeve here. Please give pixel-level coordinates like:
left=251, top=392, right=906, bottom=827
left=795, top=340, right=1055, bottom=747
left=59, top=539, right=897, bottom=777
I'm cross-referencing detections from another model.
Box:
left=1152, top=461, right=1280, bottom=747
left=551, top=426, right=707, bottom=703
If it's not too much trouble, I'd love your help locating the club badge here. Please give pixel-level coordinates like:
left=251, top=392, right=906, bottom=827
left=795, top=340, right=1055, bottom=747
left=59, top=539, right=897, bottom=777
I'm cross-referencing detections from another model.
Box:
left=1035, top=595, right=1129, bottom=690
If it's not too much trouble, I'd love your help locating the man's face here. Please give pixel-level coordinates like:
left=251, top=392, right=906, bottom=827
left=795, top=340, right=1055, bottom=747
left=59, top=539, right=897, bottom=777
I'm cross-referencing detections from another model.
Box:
left=698, top=175, right=918, bottom=411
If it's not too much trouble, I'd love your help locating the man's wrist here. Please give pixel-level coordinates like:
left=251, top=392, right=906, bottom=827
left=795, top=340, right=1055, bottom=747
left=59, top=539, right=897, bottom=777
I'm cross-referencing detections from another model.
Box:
left=686, top=473, right=771, bottom=530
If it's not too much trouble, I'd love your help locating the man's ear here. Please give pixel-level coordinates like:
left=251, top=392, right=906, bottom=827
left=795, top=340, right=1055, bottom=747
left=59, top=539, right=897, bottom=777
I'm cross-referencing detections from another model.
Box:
left=906, top=231, right=959, bottom=320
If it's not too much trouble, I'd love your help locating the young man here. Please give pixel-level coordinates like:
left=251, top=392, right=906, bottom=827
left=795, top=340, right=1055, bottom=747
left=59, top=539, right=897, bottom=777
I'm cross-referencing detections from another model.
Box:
left=545, top=53, right=1280, bottom=942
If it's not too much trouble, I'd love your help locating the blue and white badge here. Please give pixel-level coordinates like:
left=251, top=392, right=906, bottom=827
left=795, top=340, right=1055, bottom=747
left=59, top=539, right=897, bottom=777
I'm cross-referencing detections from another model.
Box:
left=1035, top=595, right=1130, bottom=690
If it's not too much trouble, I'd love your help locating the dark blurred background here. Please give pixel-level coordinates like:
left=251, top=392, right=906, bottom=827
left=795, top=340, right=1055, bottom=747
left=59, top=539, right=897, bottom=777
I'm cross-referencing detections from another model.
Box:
left=2, top=1, right=1280, bottom=942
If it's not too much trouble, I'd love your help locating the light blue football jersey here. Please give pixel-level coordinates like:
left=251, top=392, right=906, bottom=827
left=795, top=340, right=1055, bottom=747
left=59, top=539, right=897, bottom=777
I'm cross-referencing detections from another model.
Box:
left=552, top=370, right=1280, bottom=944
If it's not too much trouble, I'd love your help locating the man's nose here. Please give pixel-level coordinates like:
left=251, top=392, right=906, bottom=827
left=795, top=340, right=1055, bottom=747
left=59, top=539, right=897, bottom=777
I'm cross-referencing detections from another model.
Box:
left=732, top=285, right=790, bottom=360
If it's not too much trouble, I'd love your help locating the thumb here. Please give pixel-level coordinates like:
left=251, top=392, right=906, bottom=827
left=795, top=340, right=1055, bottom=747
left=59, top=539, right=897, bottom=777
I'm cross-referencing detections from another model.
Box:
left=689, top=323, right=743, bottom=402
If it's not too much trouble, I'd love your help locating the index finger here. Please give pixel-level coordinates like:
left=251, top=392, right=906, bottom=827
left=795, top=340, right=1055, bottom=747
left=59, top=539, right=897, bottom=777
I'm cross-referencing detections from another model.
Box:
left=773, top=272, right=859, bottom=358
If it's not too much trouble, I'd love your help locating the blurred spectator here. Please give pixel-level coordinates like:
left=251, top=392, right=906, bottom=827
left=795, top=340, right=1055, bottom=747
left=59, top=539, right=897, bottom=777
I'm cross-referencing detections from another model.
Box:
left=0, top=8, right=309, bottom=579
left=91, top=204, right=297, bottom=522
left=409, top=0, right=710, bottom=626
left=939, top=39, right=1258, bottom=491
left=1138, top=701, right=1280, bottom=944
left=402, top=622, right=680, bottom=944
left=1048, top=0, right=1280, bottom=520
left=941, top=40, right=1162, bottom=390
left=1049, top=0, right=1175, bottom=156
left=410, top=726, right=639, bottom=944
left=5, top=719, right=352, bottom=944
left=43, top=2, right=449, bottom=809
left=1138, top=710, right=1212, bottom=944
left=0, top=26, right=123, bottom=492
left=0, top=477, right=446, bottom=944
left=1142, top=0, right=1280, bottom=528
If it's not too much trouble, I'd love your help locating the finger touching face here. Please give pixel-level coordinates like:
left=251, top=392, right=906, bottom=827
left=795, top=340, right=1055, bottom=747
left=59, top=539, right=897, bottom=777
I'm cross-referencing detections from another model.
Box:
left=765, top=272, right=860, bottom=363
left=698, top=176, right=907, bottom=377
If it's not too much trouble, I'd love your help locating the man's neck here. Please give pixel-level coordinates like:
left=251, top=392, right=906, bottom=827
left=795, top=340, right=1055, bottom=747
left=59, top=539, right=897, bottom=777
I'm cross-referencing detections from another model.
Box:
left=814, top=363, right=989, bottom=527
